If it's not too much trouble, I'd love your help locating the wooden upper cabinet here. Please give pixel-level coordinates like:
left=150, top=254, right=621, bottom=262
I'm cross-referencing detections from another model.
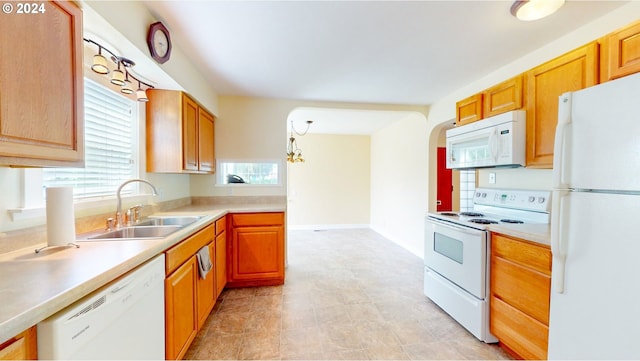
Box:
left=483, top=75, right=524, bottom=118
left=146, top=90, right=216, bottom=174
left=525, top=42, right=599, bottom=168
left=182, top=95, right=199, bottom=172
left=197, top=109, right=215, bottom=173
left=456, top=93, right=483, bottom=126
left=602, top=20, right=640, bottom=82
left=0, top=0, right=84, bottom=167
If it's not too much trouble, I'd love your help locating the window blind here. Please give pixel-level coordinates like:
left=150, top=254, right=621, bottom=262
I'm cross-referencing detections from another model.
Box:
left=43, top=78, right=137, bottom=199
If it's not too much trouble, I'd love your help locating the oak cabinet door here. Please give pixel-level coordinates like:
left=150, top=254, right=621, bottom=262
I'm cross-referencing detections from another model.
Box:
left=483, top=75, right=524, bottom=118
left=165, top=257, right=197, bottom=360
left=603, top=20, right=640, bottom=81
left=525, top=42, right=598, bottom=168
left=0, top=0, right=83, bottom=166
left=456, top=93, right=483, bottom=126
left=195, top=242, right=215, bottom=330
left=197, top=109, right=215, bottom=172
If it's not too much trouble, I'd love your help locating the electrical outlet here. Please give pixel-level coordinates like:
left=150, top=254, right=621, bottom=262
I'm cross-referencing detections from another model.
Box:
left=489, top=172, right=496, bottom=184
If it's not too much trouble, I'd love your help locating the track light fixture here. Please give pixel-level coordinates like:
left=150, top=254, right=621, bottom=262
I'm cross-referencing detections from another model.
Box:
left=85, top=38, right=154, bottom=102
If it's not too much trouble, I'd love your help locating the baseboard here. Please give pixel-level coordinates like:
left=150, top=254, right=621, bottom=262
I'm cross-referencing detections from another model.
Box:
left=288, top=224, right=370, bottom=231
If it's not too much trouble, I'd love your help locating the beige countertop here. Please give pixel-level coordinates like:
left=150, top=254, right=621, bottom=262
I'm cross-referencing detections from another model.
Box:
left=0, top=203, right=285, bottom=344
left=487, top=223, right=551, bottom=246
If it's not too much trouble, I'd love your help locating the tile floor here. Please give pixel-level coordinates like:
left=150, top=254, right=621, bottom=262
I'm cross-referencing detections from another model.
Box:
left=184, top=229, right=511, bottom=360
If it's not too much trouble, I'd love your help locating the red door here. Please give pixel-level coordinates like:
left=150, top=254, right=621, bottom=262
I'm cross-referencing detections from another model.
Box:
left=436, top=147, right=453, bottom=211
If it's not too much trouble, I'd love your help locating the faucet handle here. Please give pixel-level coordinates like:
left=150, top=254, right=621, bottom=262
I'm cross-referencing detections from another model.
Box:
left=127, top=205, right=143, bottom=224
left=106, top=217, right=115, bottom=231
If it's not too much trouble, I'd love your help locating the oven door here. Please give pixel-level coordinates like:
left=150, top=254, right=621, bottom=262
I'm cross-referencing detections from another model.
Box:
left=424, top=217, right=487, bottom=299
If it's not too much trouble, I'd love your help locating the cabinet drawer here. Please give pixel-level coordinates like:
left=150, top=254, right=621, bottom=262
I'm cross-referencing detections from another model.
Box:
left=491, top=256, right=551, bottom=324
left=215, top=216, right=226, bottom=235
left=230, top=212, right=284, bottom=227
left=165, top=224, right=215, bottom=275
left=492, top=233, right=551, bottom=275
left=490, top=296, right=548, bottom=360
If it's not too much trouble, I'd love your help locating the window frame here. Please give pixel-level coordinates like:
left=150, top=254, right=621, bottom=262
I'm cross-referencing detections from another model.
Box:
left=215, top=159, right=284, bottom=187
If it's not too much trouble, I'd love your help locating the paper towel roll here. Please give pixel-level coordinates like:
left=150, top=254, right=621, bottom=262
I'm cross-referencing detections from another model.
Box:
left=46, top=187, right=76, bottom=247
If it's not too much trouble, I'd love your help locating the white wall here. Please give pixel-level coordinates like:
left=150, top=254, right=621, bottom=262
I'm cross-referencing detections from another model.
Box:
left=287, top=134, right=370, bottom=228
left=370, top=113, right=429, bottom=258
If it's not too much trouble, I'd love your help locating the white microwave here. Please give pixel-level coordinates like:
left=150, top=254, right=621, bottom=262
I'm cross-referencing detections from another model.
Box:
left=446, top=110, right=526, bottom=169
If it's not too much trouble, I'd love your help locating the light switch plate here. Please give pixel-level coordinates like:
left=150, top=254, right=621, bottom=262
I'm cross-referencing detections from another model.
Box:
left=489, top=172, right=496, bottom=184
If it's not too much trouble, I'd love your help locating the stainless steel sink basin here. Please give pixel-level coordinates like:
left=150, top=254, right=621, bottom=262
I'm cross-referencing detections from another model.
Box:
left=87, top=225, right=183, bottom=240
left=134, top=216, right=203, bottom=227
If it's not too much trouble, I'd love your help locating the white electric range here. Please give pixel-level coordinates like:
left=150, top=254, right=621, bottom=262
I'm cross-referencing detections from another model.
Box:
left=424, top=188, right=551, bottom=343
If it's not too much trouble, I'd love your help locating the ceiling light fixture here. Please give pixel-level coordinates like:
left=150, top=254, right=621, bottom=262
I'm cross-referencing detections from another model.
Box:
left=511, top=0, right=565, bottom=21
left=286, top=120, right=313, bottom=163
left=84, top=38, right=155, bottom=102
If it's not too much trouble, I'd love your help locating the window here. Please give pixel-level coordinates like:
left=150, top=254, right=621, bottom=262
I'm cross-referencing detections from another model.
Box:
left=43, top=78, right=138, bottom=199
left=217, top=160, right=281, bottom=185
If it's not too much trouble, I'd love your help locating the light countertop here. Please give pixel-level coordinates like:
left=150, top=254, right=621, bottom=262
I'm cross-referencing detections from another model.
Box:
left=487, top=223, right=551, bottom=246
left=0, top=203, right=285, bottom=344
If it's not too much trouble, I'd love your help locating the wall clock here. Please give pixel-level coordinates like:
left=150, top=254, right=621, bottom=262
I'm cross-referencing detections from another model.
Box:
left=147, top=22, right=172, bottom=64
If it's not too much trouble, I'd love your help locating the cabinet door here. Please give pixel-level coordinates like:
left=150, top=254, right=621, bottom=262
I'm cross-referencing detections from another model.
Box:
left=197, top=109, right=215, bottom=173
left=525, top=42, right=598, bottom=168
left=165, top=257, right=197, bottom=360
left=483, top=75, right=524, bottom=118
left=456, top=93, right=483, bottom=126
left=0, top=326, right=37, bottom=360
left=230, top=225, right=284, bottom=283
left=182, top=94, right=199, bottom=171
left=603, top=20, right=640, bottom=81
left=215, top=231, right=227, bottom=299
left=0, top=1, right=83, bottom=167
left=196, top=242, right=215, bottom=330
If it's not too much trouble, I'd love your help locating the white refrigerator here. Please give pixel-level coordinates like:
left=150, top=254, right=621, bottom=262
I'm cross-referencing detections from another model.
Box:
left=549, top=71, right=640, bottom=359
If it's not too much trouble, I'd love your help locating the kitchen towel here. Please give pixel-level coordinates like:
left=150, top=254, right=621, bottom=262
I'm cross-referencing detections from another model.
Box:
left=195, top=245, right=213, bottom=279
left=45, top=187, right=76, bottom=247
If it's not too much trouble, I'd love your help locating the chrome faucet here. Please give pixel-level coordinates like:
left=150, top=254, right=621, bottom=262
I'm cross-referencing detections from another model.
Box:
left=115, top=179, right=159, bottom=229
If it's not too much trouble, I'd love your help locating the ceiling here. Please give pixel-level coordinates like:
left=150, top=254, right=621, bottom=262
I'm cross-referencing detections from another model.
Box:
left=139, top=1, right=626, bottom=133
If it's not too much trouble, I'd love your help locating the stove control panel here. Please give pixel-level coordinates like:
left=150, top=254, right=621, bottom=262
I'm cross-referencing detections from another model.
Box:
left=473, top=188, right=551, bottom=212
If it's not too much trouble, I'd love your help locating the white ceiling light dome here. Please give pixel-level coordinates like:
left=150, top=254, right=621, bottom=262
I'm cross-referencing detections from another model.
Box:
left=511, top=0, right=566, bottom=21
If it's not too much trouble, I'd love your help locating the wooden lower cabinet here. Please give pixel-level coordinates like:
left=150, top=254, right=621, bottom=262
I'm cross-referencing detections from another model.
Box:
left=490, top=233, right=552, bottom=360
left=0, top=327, right=37, bottom=360
left=164, top=223, right=216, bottom=360
left=215, top=216, right=227, bottom=299
left=165, top=257, right=198, bottom=360
left=227, top=213, right=285, bottom=287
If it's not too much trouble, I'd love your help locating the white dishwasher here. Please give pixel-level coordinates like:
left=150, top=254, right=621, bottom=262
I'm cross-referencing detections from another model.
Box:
left=37, top=254, right=165, bottom=359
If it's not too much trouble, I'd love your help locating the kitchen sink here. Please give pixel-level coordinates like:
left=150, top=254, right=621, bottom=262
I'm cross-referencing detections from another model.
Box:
left=87, top=225, right=183, bottom=240
left=134, top=216, right=203, bottom=227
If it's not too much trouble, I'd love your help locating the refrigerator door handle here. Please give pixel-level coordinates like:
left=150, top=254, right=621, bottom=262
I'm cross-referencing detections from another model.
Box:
left=551, top=189, right=569, bottom=293
left=553, top=93, right=572, bottom=190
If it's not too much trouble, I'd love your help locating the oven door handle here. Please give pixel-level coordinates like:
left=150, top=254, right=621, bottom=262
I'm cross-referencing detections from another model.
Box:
left=427, top=218, right=484, bottom=236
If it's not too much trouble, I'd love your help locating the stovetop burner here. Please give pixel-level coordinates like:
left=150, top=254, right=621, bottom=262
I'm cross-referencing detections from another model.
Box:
left=469, top=218, right=498, bottom=225
left=500, top=219, right=524, bottom=224
left=459, top=212, right=484, bottom=217
left=439, top=212, right=459, bottom=216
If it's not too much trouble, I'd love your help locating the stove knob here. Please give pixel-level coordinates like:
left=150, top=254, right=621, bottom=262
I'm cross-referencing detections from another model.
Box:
left=476, top=192, right=481, bottom=197
left=482, top=193, right=487, bottom=198
left=528, top=196, right=536, bottom=203
left=538, top=197, right=546, bottom=203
